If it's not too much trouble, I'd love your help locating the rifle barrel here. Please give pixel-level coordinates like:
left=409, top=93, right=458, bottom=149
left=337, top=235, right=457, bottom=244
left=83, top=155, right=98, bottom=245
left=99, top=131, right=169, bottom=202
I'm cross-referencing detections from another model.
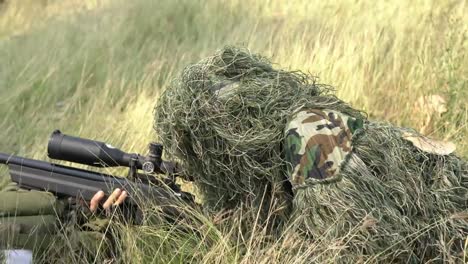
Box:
left=0, top=152, right=127, bottom=184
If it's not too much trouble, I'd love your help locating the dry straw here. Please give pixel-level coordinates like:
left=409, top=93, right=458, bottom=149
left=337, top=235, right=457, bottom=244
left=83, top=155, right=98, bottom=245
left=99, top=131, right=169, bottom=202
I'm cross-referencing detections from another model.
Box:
left=154, top=46, right=467, bottom=262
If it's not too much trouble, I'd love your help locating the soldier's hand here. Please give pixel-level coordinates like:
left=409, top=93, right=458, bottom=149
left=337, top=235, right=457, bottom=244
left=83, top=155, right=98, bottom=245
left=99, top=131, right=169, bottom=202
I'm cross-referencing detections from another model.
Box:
left=89, top=188, right=128, bottom=213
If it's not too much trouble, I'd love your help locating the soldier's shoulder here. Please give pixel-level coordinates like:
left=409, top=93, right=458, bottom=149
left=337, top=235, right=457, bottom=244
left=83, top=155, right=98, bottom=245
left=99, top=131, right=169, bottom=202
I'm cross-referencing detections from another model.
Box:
left=284, top=108, right=364, bottom=189
left=285, top=108, right=363, bottom=135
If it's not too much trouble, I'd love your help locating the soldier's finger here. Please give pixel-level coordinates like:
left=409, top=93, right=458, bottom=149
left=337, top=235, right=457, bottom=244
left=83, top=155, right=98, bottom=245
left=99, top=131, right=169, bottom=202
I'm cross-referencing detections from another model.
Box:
left=113, top=191, right=128, bottom=206
left=90, top=190, right=105, bottom=212
left=103, top=188, right=121, bottom=210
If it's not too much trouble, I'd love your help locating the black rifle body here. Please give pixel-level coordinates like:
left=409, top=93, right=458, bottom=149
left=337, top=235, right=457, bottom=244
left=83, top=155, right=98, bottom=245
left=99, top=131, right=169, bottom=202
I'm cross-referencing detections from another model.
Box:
left=0, top=152, right=179, bottom=207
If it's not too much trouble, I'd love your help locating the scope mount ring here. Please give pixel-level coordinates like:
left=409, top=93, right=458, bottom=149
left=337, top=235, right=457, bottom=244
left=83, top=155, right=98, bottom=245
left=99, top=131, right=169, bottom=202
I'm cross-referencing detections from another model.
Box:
left=127, top=154, right=140, bottom=180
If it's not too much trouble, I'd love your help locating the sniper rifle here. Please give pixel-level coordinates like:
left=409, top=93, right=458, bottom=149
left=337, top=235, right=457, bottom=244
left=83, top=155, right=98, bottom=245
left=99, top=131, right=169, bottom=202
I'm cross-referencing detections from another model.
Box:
left=0, top=130, right=194, bottom=221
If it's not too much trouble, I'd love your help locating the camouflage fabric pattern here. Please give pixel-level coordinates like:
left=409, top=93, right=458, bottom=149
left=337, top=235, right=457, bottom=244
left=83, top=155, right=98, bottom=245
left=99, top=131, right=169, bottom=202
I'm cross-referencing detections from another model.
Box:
left=284, top=109, right=363, bottom=189
left=0, top=182, right=111, bottom=254
left=0, top=183, right=60, bottom=250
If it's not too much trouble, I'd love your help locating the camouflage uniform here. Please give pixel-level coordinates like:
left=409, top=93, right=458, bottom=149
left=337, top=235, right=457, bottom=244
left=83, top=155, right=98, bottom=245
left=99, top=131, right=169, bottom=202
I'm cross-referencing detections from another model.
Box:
left=0, top=182, right=60, bottom=250
left=0, top=182, right=112, bottom=259
left=284, top=108, right=364, bottom=190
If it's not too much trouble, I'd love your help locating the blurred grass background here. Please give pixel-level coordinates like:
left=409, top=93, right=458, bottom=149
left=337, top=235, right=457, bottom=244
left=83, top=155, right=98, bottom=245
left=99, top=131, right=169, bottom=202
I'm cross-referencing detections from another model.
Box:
left=0, top=0, right=466, bottom=160
left=0, top=0, right=466, bottom=262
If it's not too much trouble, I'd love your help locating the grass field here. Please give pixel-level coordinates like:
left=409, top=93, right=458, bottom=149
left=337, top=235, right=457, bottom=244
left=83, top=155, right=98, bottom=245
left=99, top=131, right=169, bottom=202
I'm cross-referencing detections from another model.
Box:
left=0, top=0, right=467, bottom=263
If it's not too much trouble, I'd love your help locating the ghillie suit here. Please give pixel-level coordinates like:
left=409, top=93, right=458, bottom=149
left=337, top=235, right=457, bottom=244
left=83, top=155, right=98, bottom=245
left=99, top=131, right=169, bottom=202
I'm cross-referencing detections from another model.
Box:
left=155, top=47, right=363, bottom=224
left=154, top=46, right=467, bottom=263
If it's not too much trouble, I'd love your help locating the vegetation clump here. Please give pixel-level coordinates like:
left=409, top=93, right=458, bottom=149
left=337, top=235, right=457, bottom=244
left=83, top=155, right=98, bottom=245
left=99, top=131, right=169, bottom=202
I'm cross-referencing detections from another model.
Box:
left=155, top=46, right=468, bottom=262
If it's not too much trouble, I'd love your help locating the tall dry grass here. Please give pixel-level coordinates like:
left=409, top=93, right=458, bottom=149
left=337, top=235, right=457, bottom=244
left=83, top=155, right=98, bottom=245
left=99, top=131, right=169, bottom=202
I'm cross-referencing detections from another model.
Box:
left=0, top=0, right=466, bottom=263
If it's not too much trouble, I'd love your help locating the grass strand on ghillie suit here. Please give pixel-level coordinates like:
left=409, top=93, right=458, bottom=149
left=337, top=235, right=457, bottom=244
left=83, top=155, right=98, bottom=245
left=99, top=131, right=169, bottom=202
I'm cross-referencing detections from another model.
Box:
left=154, top=46, right=467, bottom=262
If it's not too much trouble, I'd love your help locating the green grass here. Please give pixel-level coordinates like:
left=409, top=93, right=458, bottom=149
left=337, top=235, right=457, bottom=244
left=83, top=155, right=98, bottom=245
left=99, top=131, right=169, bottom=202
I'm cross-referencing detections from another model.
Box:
left=0, top=0, right=467, bottom=263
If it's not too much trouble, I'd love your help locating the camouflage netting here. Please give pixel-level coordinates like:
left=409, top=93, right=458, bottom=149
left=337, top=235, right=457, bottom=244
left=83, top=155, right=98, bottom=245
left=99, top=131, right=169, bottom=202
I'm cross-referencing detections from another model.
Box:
left=154, top=46, right=467, bottom=262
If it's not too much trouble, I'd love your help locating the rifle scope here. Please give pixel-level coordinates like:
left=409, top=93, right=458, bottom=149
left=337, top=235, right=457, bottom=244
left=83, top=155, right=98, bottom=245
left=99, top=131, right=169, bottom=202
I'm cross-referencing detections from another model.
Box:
left=48, top=130, right=140, bottom=168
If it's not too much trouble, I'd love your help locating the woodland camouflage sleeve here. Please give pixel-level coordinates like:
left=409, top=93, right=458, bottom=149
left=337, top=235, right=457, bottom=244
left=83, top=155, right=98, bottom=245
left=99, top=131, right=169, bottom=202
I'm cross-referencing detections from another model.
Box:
left=284, top=108, right=363, bottom=189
